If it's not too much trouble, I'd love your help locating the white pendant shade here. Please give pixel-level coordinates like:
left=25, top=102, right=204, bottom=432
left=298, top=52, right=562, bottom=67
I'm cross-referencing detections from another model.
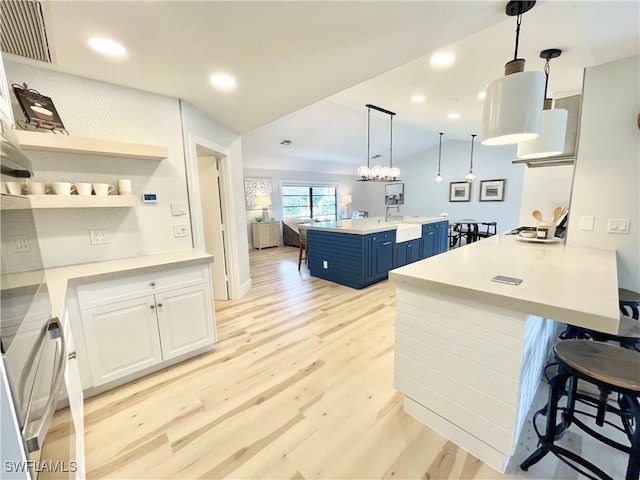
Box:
left=481, top=70, right=546, bottom=145
left=516, top=108, right=568, bottom=159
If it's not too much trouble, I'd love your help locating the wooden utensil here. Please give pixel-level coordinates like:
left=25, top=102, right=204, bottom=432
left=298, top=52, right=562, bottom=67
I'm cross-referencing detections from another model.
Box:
left=552, top=206, right=564, bottom=223
left=532, top=210, right=543, bottom=222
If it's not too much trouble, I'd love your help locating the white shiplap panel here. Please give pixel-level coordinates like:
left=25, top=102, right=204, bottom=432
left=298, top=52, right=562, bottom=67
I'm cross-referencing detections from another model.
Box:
left=395, top=336, right=519, bottom=404
left=395, top=374, right=514, bottom=453
left=397, top=287, right=526, bottom=338
left=396, top=310, right=522, bottom=367
left=394, top=353, right=516, bottom=425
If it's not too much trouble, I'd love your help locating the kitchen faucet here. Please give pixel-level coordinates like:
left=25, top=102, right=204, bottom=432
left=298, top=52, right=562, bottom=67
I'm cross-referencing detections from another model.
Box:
left=385, top=205, right=401, bottom=222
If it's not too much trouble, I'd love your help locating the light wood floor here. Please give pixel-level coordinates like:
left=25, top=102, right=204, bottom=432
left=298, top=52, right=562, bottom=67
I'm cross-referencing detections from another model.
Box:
left=75, top=247, right=624, bottom=479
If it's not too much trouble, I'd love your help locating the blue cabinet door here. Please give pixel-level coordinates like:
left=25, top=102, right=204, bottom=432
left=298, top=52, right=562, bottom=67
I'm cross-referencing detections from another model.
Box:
left=408, top=239, right=422, bottom=263
left=422, top=224, right=436, bottom=259
left=365, top=230, right=395, bottom=282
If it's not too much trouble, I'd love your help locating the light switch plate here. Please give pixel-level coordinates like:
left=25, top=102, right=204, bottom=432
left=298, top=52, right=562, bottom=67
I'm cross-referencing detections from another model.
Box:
left=171, top=202, right=186, bottom=216
left=580, top=216, right=595, bottom=231
left=173, top=224, right=189, bottom=238
left=607, top=218, right=630, bottom=234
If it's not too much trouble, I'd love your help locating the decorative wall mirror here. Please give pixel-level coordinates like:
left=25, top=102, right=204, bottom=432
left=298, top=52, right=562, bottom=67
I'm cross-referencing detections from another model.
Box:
left=385, top=183, right=404, bottom=205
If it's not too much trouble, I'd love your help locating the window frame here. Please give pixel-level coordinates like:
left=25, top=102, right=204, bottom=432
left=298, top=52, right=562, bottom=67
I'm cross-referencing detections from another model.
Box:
left=281, top=182, right=338, bottom=221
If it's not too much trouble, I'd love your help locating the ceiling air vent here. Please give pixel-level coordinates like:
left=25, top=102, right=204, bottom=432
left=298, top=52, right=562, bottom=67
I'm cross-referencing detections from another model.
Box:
left=1, top=0, right=52, bottom=63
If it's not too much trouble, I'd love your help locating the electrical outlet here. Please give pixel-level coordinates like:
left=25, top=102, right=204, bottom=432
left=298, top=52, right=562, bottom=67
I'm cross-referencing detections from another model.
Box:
left=11, top=235, right=31, bottom=253
left=323, top=260, right=328, bottom=269
left=173, top=224, right=189, bottom=237
left=90, top=229, right=110, bottom=245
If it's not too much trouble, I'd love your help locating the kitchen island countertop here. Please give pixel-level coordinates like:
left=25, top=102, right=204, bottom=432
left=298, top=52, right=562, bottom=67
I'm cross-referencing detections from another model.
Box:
left=302, top=216, right=445, bottom=235
left=390, top=233, right=619, bottom=334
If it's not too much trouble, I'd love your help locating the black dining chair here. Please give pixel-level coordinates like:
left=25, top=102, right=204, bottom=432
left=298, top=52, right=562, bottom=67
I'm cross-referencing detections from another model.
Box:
left=476, top=222, right=497, bottom=239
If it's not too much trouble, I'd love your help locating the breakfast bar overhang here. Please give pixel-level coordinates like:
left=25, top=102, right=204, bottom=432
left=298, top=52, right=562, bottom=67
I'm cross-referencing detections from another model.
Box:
left=389, top=234, right=620, bottom=473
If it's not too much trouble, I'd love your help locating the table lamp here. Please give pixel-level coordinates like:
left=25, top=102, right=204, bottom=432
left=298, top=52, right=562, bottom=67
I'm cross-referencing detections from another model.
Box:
left=255, top=195, right=271, bottom=222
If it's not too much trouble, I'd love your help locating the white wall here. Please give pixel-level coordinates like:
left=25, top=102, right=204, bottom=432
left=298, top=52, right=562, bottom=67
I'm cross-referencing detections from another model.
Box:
left=242, top=167, right=357, bottom=248
left=566, top=55, right=640, bottom=291
left=396, top=140, right=525, bottom=230
left=518, top=165, right=574, bottom=226
left=180, top=101, right=251, bottom=297
left=5, top=61, right=191, bottom=267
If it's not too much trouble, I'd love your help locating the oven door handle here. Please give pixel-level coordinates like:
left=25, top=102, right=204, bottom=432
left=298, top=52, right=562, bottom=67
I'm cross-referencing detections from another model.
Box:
left=23, top=317, right=66, bottom=454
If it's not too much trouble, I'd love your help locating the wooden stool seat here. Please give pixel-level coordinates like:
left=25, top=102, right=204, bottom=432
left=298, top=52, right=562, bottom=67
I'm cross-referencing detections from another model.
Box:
left=555, top=340, right=640, bottom=393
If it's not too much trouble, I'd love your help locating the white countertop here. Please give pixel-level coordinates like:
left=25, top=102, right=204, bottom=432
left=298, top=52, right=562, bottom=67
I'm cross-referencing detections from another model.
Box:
left=302, top=216, right=445, bottom=235
left=389, top=234, right=620, bottom=334
left=45, top=250, right=213, bottom=318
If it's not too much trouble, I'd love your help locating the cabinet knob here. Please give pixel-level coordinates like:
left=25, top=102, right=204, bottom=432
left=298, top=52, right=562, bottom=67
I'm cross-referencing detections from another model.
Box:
left=157, top=303, right=163, bottom=308
left=150, top=305, right=155, bottom=310
left=150, top=282, right=156, bottom=287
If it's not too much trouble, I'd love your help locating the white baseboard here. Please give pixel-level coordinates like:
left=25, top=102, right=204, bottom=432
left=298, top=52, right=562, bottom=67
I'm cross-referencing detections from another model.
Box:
left=236, top=278, right=252, bottom=299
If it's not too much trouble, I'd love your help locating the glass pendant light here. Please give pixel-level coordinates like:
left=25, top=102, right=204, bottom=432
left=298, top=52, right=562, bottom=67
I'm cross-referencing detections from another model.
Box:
left=481, top=1, right=545, bottom=146
left=517, top=49, right=568, bottom=159
left=434, top=132, right=444, bottom=184
left=357, top=104, right=400, bottom=181
left=465, top=134, right=477, bottom=183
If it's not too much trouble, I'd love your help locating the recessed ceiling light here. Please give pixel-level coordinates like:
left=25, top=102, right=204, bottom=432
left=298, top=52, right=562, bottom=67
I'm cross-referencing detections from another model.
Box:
left=447, top=112, right=460, bottom=120
left=210, top=73, right=237, bottom=91
left=477, top=91, right=486, bottom=100
left=430, top=52, right=455, bottom=67
left=411, top=94, right=426, bottom=103
left=88, top=37, right=126, bottom=56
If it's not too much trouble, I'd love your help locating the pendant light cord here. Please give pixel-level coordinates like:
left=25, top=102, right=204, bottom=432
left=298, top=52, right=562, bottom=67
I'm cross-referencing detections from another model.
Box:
left=543, top=57, right=550, bottom=99
left=389, top=115, right=393, bottom=169
left=437, top=132, right=443, bottom=174
left=469, top=134, right=476, bottom=172
left=366, top=106, right=371, bottom=169
left=513, top=13, right=522, bottom=60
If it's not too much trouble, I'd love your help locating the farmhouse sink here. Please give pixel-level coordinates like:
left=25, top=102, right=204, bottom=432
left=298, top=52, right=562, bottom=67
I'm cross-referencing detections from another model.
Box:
left=395, top=223, right=422, bottom=243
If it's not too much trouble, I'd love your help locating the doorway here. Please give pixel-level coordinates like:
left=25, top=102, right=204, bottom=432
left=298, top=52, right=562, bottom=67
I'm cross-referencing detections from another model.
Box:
left=195, top=146, right=229, bottom=301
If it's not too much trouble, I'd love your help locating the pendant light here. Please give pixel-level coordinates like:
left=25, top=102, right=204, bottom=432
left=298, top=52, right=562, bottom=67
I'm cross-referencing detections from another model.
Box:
left=434, top=132, right=444, bottom=184
left=465, top=134, right=477, bottom=182
left=480, top=1, right=545, bottom=146
left=357, top=104, right=401, bottom=182
left=516, top=49, right=568, bottom=159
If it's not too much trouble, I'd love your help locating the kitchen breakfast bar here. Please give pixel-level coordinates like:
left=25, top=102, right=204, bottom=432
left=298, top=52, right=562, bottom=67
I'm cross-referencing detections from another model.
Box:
left=389, top=234, right=620, bottom=473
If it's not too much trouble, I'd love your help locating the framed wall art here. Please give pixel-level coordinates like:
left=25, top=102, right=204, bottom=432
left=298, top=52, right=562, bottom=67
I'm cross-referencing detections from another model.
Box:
left=449, top=182, right=471, bottom=202
left=479, top=179, right=506, bottom=202
left=244, top=177, right=273, bottom=209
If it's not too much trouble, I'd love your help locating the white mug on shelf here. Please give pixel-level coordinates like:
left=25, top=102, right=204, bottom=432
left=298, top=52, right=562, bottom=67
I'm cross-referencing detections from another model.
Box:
left=26, top=182, right=48, bottom=195
left=6, top=182, right=25, bottom=195
left=93, top=183, right=114, bottom=196
left=51, top=182, right=76, bottom=196
left=117, top=179, right=132, bottom=195
left=75, top=183, right=93, bottom=196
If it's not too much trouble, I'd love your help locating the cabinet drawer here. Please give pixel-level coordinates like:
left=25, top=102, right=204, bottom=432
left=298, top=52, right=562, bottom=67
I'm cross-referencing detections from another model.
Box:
left=77, top=264, right=210, bottom=310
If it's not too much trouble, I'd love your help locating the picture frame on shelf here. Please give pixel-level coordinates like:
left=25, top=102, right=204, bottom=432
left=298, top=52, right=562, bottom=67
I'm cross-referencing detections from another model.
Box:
left=449, top=182, right=471, bottom=202
left=479, top=179, right=506, bottom=202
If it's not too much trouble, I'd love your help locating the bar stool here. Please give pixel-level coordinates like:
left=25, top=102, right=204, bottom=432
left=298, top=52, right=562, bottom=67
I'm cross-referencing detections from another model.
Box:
left=559, top=314, right=640, bottom=351
left=619, top=288, right=640, bottom=320
left=521, top=340, right=640, bottom=480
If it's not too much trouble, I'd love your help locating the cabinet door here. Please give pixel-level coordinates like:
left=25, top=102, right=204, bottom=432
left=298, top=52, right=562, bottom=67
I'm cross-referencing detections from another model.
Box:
left=422, top=224, right=436, bottom=259
left=155, top=284, right=215, bottom=361
left=81, top=296, right=162, bottom=386
left=372, top=239, right=394, bottom=278
left=268, top=223, right=280, bottom=246
left=395, top=242, right=409, bottom=268
left=408, top=239, right=422, bottom=263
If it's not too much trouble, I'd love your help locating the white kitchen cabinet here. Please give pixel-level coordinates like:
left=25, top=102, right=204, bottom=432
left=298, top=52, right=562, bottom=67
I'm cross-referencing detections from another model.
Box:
left=156, top=284, right=214, bottom=360
left=76, top=263, right=216, bottom=387
left=81, top=296, right=163, bottom=385
left=252, top=221, right=280, bottom=249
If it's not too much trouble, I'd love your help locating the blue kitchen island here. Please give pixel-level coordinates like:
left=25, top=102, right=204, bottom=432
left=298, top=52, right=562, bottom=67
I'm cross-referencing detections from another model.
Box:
left=304, top=217, right=448, bottom=289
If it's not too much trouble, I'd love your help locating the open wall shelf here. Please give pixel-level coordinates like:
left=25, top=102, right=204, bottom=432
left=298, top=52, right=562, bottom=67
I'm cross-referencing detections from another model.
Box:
left=27, top=195, right=138, bottom=209
left=14, top=130, right=168, bottom=160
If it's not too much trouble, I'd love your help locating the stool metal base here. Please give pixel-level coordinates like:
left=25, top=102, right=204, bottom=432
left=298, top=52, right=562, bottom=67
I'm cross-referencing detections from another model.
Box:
left=520, top=355, right=640, bottom=480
